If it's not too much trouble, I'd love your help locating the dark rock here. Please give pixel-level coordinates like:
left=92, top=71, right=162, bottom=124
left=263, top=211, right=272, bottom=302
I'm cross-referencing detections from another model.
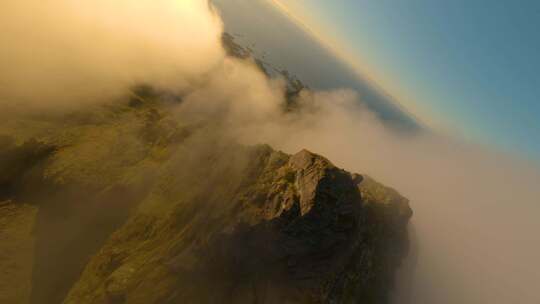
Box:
left=0, top=137, right=55, bottom=201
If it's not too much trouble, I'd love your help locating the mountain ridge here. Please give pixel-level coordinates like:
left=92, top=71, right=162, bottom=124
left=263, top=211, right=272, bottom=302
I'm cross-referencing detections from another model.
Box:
left=0, top=107, right=412, bottom=303
left=0, top=33, right=412, bottom=304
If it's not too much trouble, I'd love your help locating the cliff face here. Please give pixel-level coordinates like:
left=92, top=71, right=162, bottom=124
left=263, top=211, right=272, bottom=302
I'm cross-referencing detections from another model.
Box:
left=0, top=99, right=411, bottom=304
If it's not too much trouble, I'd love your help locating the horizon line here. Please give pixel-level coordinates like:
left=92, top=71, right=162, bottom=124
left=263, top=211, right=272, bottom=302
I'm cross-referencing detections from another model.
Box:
left=265, top=0, right=431, bottom=129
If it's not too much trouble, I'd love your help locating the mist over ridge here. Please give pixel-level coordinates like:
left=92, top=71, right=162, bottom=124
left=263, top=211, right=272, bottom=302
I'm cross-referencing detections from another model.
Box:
left=0, top=1, right=539, bottom=304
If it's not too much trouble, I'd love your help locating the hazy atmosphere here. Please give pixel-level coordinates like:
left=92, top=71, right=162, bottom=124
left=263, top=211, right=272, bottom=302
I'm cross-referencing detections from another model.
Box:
left=1, top=1, right=539, bottom=303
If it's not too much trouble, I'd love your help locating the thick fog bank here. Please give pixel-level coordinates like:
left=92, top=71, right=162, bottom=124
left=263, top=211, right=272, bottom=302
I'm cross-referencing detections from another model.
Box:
left=0, top=0, right=224, bottom=110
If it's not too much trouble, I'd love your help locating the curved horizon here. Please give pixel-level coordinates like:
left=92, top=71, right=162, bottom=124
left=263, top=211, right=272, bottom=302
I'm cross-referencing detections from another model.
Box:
left=264, top=0, right=540, bottom=161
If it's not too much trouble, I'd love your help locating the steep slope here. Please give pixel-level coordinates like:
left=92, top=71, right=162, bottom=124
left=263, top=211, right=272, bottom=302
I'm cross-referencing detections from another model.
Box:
left=0, top=100, right=189, bottom=304
left=62, top=145, right=412, bottom=304
left=0, top=201, right=37, bottom=304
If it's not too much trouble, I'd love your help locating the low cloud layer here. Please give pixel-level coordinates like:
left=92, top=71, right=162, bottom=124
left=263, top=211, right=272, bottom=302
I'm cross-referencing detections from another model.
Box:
left=1, top=1, right=539, bottom=303
left=0, top=0, right=224, bottom=110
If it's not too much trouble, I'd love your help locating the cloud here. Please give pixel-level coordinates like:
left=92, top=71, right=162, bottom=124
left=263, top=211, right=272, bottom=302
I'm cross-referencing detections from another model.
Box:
left=0, top=0, right=224, bottom=110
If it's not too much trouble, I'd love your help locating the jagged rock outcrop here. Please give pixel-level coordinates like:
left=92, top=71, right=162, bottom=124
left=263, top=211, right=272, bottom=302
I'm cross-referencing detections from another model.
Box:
left=62, top=146, right=411, bottom=304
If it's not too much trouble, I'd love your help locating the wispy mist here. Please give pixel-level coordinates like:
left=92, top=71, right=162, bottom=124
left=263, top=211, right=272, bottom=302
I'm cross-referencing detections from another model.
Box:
left=1, top=1, right=539, bottom=303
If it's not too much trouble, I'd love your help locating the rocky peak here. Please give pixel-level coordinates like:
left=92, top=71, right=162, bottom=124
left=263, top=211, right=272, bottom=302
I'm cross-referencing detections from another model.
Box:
left=61, top=145, right=411, bottom=304
left=289, top=149, right=345, bottom=216
left=289, top=149, right=331, bottom=170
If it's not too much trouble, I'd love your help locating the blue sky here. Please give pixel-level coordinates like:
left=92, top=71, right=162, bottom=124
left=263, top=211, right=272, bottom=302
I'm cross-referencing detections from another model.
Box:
left=272, top=0, right=540, bottom=159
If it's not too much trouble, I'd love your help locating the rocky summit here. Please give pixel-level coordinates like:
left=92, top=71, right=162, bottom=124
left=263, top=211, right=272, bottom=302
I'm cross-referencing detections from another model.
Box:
left=65, top=148, right=412, bottom=304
